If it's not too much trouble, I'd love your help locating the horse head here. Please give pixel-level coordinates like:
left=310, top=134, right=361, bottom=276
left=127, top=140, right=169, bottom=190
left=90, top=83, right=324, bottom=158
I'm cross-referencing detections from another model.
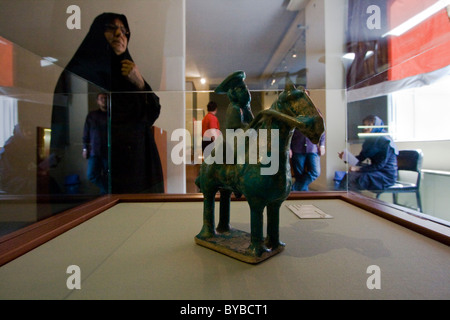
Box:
left=271, top=80, right=325, bottom=144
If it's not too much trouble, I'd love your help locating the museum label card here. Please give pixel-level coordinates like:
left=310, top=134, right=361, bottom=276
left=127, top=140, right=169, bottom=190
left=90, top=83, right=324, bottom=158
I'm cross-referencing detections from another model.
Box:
left=287, top=204, right=333, bottom=219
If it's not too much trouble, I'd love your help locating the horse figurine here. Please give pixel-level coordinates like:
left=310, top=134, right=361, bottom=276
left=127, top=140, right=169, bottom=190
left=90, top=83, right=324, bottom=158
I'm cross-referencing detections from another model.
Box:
left=195, top=81, right=325, bottom=263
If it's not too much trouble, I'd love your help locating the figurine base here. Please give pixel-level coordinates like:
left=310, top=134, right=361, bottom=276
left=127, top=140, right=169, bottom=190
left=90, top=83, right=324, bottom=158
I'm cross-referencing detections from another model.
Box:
left=194, top=228, right=284, bottom=264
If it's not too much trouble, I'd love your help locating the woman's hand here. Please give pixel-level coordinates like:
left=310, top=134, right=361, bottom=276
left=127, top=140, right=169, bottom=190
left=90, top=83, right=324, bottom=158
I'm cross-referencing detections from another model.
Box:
left=121, top=59, right=145, bottom=89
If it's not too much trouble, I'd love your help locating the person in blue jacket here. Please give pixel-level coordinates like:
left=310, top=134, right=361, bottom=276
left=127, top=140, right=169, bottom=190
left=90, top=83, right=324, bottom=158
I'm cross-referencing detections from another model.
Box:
left=339, top=115, right=398, bottom=191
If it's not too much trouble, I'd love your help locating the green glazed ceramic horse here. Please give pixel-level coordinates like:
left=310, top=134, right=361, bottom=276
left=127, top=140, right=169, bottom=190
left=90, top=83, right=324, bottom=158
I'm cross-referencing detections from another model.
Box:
left=195, top=81, right=325, bottom=259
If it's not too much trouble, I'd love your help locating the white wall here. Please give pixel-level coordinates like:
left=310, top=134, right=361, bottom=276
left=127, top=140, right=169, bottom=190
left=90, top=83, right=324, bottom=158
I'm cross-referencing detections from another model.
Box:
left=306, top=0, right=348, bottom=190
left=323, top=0, right=348, bottom=190
left=155, top=0, right=186, bottom=193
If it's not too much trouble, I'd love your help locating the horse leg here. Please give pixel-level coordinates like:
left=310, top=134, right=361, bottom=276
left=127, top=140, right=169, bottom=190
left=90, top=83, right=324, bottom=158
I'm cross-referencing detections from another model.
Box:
left=217, top=189, right=231, bottom=233
left=266, top=201, right=286, bottom=250
left=247, top=201, right=269, bottom=257
left=196, top=190, right=217, bottom=239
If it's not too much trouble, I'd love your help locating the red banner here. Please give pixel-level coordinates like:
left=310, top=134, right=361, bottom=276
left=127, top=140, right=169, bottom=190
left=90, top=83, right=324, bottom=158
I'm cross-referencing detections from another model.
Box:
left=388, top=0, right=450, bottom=81
left=0, top=36, right=14, bottom=87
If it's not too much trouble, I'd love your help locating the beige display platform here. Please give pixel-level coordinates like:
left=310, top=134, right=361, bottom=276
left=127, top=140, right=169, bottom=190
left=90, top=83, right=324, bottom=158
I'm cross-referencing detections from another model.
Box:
left=0, top=193, right=449, bottom=299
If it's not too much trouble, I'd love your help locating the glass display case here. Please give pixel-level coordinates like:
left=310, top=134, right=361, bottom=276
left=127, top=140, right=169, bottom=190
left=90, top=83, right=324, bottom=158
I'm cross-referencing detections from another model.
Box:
left=0, top=0, right=449, bottom=266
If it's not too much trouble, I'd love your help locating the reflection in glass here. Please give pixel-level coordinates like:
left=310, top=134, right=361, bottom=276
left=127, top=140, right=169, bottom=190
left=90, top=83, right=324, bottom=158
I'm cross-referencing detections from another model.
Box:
left=345, top=0, right=450, bottom=225
left=50, top=12, right=164, bottom=195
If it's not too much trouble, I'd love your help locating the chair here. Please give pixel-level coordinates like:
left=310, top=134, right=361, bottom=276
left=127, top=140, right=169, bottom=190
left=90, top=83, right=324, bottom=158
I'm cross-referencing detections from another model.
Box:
left=375, top=149, right=423, bottom=212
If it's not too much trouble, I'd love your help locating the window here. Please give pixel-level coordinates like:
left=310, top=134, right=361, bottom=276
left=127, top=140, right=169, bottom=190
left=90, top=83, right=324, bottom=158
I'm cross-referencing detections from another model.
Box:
left=0, top=96, right=18, bottom=147
left=389, top=74, right=450, bottom=142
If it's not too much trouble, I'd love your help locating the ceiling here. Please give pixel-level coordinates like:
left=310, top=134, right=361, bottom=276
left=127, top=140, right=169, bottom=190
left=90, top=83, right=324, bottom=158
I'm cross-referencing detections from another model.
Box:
left=186, top=0, right=309, bottom=89
left=0, top=0, right=310, bottom=91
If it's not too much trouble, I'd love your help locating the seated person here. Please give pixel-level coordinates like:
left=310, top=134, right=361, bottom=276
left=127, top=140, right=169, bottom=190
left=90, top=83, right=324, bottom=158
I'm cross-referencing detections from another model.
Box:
left=338, top=115, right=398, bottom=191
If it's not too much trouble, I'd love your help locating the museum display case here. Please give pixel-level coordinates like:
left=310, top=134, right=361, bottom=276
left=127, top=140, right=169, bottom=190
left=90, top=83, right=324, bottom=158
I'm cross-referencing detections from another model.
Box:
left=0, top=0, right=449, bottom=292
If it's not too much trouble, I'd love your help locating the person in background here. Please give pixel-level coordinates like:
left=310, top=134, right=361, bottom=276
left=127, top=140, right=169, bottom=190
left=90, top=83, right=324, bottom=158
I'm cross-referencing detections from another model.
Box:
left=201, top=101, right=220, bottom=157
left=82, top=92, right=108, bottom=194
left=290, top=129, right=326, bottom=191
left=0, top=121, right=60, bottom=194
left=338, top=115, right=398, bottom=191
left=0, top=122, right=35, bottom=194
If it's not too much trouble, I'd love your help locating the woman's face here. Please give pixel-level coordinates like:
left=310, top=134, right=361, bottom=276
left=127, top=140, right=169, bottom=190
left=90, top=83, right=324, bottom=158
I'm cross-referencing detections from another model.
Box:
left=362, top=120, right=374, bottom=133
left=104, top=18, right=128, bottom=55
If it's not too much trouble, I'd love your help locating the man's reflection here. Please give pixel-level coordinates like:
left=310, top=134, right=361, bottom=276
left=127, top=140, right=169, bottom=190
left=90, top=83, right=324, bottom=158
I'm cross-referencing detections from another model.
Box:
left=82, top=93, right=108, bottom=194
left=0, top=121, right=59, bottom=194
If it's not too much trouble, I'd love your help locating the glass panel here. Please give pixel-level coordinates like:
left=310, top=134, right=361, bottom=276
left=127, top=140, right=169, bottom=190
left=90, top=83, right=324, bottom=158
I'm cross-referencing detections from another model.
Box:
left=1, top=0, right=449, bottom=241
left=345, top=0, right=450, bottom=226
left=0, top=39, right=107, bottom=237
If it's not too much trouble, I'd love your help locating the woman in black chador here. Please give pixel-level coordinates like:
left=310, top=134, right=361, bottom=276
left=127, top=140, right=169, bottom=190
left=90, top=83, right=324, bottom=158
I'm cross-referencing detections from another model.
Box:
left=51, top=12, right=164, bottom=193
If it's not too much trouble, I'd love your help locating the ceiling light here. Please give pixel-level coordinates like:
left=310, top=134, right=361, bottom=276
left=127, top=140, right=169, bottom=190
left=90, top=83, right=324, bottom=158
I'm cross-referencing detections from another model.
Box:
left=382, top=0, right=450, bottom=37
left=365, top=50, right=374, bottom=59
left=358, top=125, right=389, bottom=130
left=342, top=53, right=356, bottom=61
left=40, top=56, right=58, bottom=67
left=200, top=78, right=206, bottom=84
left=357, top=132, right=390, bottom=138
left=341, top=51, right=374, bottom=62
